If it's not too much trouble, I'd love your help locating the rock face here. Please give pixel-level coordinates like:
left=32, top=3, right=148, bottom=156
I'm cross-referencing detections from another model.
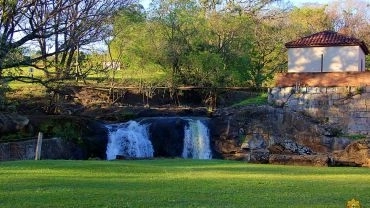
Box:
left=0, top=138, right=86, bottom=160
left=210, top=105, right=358, bottom=166
left=140, top=117, right=188, bottom=157
left=0, top=113, right=30, bottom=135
left=0, top=115, right=108, bottom=160
left=1, top=104, right=369, bottom=167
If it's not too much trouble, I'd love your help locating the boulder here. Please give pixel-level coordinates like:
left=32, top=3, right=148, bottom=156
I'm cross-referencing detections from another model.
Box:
left=244, top=133, right=267, bottom=150
left=279, top=139, right=313, bottom=155
left=249, top=149, right=270, bottom=164
left=268, top=140, right=312, bottom=155
left=269, top=154, right=329, bottom=167
left=331, top=139, right=370, bottom=167
left=214, top=136, right=241, bottom=156
left=222, top=151, right=249, bottom=161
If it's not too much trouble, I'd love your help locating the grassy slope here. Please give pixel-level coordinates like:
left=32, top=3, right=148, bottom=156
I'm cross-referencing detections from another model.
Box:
left=232, top=93, right=268, bottom=107
left=0, top=159, right=369, bottom=208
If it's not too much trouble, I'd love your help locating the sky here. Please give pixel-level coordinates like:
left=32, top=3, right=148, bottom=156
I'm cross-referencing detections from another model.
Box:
left=290, top=0, right=329, bottom=6
left=139, top=0, right=330, bottom=9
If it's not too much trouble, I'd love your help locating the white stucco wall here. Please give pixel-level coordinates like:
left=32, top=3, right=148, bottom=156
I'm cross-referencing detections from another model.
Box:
left=287, top=46, right=363, bottom=72
left=358, top=48, right=366, bottom=71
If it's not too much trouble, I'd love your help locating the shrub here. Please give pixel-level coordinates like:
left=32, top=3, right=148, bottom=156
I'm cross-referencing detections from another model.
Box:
left=38, top=118, right=83, bottom=144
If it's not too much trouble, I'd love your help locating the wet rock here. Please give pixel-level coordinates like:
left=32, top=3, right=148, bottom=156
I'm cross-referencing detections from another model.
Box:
left=140, top=117, right=187, bottom=157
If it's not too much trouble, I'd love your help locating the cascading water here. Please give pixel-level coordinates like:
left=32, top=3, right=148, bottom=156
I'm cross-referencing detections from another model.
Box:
left=106, top=121, right=154, bottom=160
left=182, top=119, right=212, bottom=159
left=105, top=117, right=212, bottom=160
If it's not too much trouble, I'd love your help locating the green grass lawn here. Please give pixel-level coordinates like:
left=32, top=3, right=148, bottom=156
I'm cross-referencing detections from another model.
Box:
left=0, top=159, right=369, bottom=208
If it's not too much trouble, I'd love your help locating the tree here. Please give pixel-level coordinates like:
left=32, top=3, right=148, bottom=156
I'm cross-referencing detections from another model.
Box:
left=232, top=20, right=285, bottom=88
left=0, top=0, right=134, bottom=81
left=326, top=0, right=370, bottom=37
left=325, top=0, right=370, bottom=68
left=143, top=0, right=288, bottom=89
left=110, top=0, right=294, bottom=100
left=285, top=6, right=332, bottom=39
left=150, top=0, right=200, bottom=83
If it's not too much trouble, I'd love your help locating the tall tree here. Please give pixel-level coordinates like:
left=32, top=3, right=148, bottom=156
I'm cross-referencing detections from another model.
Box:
left=0, top=0, right=134, bottom=81
left=322, top=0, right=370, bottom=68
left=149, top=0, right=199, bottom=85
left=326, top=0, right=370, bottom=37
left=286, top=6, right=332, bottom=39
left=113, top=0, right=294, bottom=91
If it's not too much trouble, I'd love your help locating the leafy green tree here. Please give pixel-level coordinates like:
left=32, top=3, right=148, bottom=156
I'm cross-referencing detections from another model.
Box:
left=111, top=0, right=309, bottom=99
left=149, top=0, right=200, bottom=85
left=109, top=4, right=168, bottom=86
left=286, top=6, right=332, bottom=39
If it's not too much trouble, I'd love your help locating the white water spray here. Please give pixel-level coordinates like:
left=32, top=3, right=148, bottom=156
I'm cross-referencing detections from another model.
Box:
left=106, top=121, right=154, bottom=160
left=182, top=119, right=212, bottom=159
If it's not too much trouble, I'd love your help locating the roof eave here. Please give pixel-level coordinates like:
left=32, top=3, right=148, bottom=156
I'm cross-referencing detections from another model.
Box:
left=286, top=43, right=369, bottom=55
left=359, top=41, right=369, bottom=55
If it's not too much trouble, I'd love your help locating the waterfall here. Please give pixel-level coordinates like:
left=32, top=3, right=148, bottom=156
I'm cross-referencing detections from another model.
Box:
left=105, top=117, right=212, bottom=160
left=182, top=119, right=212, bottom=159
left=106, top=121, right=154, bottom=160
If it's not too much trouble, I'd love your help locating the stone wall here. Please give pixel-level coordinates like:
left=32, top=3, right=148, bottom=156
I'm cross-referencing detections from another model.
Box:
left=269, top=86, right=370, bottom=135
left=274, top=72, right=370, bottom=87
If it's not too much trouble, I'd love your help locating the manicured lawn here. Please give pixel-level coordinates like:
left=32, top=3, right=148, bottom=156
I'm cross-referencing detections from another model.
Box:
left=0, top=159, right=369, bottom=208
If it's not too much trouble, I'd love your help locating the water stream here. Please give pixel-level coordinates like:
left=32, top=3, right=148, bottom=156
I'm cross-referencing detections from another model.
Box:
left=182, top=119, right=212, bottom=159
left=106, top=121, right=154, bottom=160
left=105, top=117, right=212, bottom=160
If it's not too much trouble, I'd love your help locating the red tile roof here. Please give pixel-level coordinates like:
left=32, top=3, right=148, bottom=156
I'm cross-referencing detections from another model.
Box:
left=285, top=30, right=369, bottom=55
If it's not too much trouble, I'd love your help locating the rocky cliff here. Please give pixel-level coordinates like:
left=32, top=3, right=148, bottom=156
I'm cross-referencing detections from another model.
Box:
left=1, top=105, right=369, bottom=167
left=210, top=105, right=370, bottom=167
left=0, top=113, right=30, bottom=135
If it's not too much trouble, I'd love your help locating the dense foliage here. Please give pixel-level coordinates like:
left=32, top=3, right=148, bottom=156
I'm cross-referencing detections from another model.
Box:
left=109, top=0, right=289, bottom=89
left=1, top=0, right=370, bottom=110
left=106, top=0, right=370, bottom=91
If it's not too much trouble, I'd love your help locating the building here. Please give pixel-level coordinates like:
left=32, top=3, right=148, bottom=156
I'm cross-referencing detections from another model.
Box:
left=102, top=61, right=121, bottom=70
left=285, top=30, right=369, bottom=73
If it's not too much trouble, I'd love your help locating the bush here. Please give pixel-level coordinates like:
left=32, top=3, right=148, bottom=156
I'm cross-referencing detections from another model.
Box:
left=38, top=118, right=83, bottom=144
